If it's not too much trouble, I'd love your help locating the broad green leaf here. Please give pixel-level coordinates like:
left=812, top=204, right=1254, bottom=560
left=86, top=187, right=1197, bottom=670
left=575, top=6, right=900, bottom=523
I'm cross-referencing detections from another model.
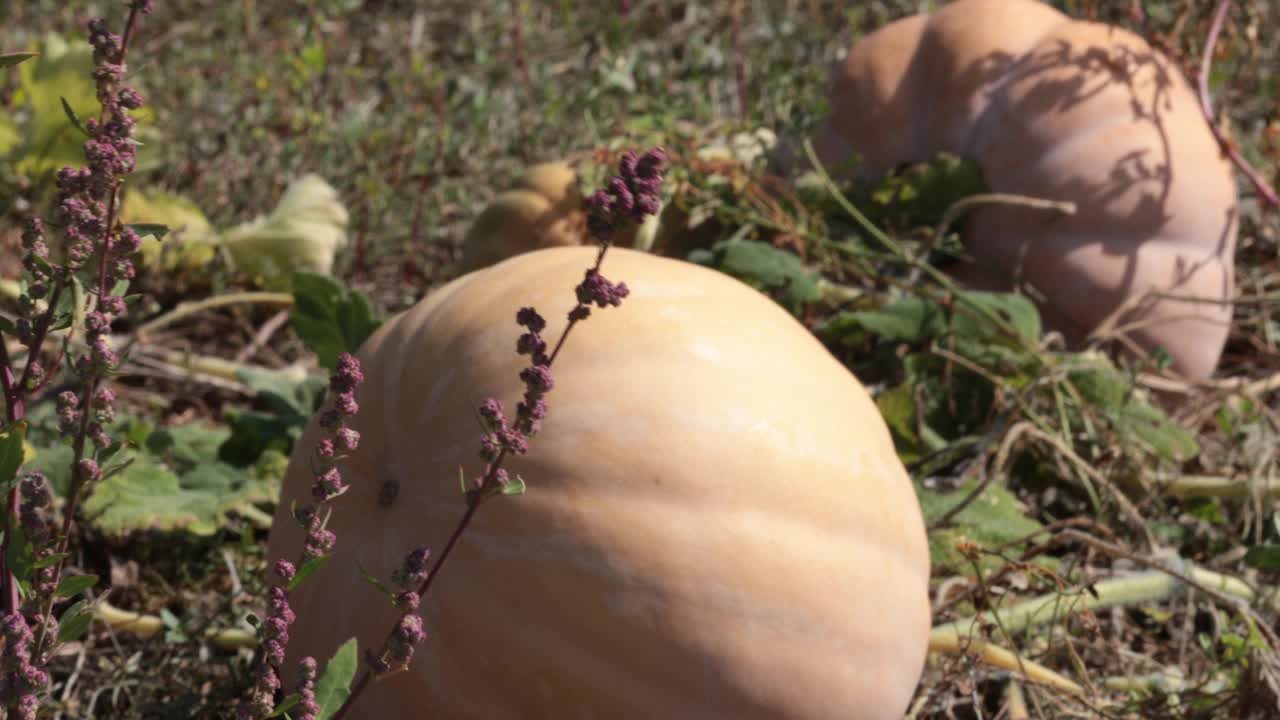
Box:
left=951, top=290, right=1041, bottom=346
left=54, top=573, right=97, bottom=598
left=1244, top=545, right=1280, bottom=571
left=1065, top=356, right=1199, bottom=462
left=3, top=522, right=33, bottom=588
left=126, top=223, right=171, bottom=241
left=0, top=421, right=29, bottom=490
left=875, top=382, right=921, bottom=463
left=12, top=34, right=100, bottom=178
left=7, top=33, right=160, bottom=183
left=290, top=555, right=330, bottom=592
left=147, top=423, right=232, bottom=469
left=265, top=694, right=300, bottom=719
left=119, top=188, right=218, bottom=274
left=1117, top=402, right=1200, bottom=462
left=314, top=637, right=359, bottom=719
left=81, top=457, right=274, bottom=538
left=236, top=367, right=326, bottom=418
left=19, top=442, right=73, bottom=496
left=848, top=296, right=945, bottom=344
left=691, top=239, right=822, bottom=315
left=219, top=370, right=324, bottom=467
left=31, top=552, right=68, bottom=570
left=290, top=271, right=382, bottom=370
left=862, top=152, right=989, bottom=230
left=59, top=96, right=89, bottom=136
left=223, top=174, right=351, bottom=290
left=0, top=52, right=38, bottom=68
left=56, top=600, right=93, bottom=643
left=916, top=479, right=1044, bottom=573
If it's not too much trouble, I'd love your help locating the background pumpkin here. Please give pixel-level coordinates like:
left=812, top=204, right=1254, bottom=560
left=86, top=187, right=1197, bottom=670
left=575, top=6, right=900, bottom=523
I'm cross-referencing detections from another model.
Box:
left=458, top=161, right=588, bottom=273
left=805, top=0, right=1238, bottom=381
left=267, top=245, right=932, bottom=719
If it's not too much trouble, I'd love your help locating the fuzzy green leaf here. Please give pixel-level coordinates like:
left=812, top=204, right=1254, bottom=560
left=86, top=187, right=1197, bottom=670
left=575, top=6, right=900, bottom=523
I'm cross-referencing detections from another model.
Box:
left=56, top=600, right=93, bottom=643
left=81, top=457, right=274, bottom=538
left=691, top=239, right=821, bottom=315
left=1244, top=545, right=1280, bottom=571
left=54, top=573, right=98, bottom=599
left=0, top=421, right=28, bottom=491
left=290, top=271, right=382, bottom=370
left=0, top=52, right=38, bottom=68
left=289, top=554, right=330, bottom=592
left=314, top=637, right=359, bottom=719
left=127, top=223, right=170, bottom=241
left=916, top=479, right=1045, bottom=573
left=847, top=296, right=945, bottom=344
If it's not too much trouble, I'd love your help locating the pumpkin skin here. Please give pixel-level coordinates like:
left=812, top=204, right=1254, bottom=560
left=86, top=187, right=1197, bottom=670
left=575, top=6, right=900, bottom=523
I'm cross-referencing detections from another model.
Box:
left=810, top=0, right=1238, bottom=381
left=459, top=161, right=588, bottom=273
left=266, top=246, right=931, bottom=719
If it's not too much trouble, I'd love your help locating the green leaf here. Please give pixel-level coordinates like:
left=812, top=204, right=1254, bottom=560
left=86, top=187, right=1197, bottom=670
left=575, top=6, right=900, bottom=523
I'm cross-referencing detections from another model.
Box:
left=0, top=52, right=39, bottom=68
left=31, top=552, right=68, bottom=570
left=236, top=367, right=326, bottom=418
left=127, top=223, right=170, bottom=241
left=500, top=475, right=527, bottom=496
left=159, top=607, right=188, bottom=643
left=49, top=274, right=85, bottom=332
left=916, top=479, right=1045, bottom=573
left=290, top=271, right=382, bottom=370
left=1116, top=402, right=1199, bottom=463
left=22, top=443, right=74, bottom=497
left=289, top=554, right=330, bottom=591
left=219, top=370, right=324, bottom=467
left=1065, top=356, right=1199, bottom=462
left=951, top=290, right=1041, bottom=346
left=848, top=296, right=946, bottom=344
left=0, top=421, right=29, bottom=491
left=861, top=152, right=989, bottom=230
left=1244, top=543, right=1280, bottom=571
left=3, top=521, right=33, bottom=588
left=54, top=573, right=98, bottom=598
left=56, top=600, right=93, bottom=643
left=81, top=457, right=275, bottom=538
left=60, top=96, right=89, bottom=137
left=355, top=560, right=394, bottom=599
left=147, top=423, right=231, bottom=469
left=692, top=239, right=822, bottom=315
left=314, top=637, right=359, bottom=719
left=265, top=694, right=301, bottom=719
left=875, top=382, right=923, bottom=464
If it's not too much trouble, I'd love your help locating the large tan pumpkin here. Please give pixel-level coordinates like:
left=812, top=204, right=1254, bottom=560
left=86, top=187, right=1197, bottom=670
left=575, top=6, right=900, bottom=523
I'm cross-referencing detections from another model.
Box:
left=808, top=0, right=1238, bottom=381
left=267, top=246, right=931, bottom=718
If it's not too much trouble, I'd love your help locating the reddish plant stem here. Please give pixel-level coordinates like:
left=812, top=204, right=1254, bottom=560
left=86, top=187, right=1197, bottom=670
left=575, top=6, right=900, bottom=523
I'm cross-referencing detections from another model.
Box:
left=547, top=244, right=608, bottom=366
left=1196, top=0, right=1279, bottom=209
left=511, top=4, right=530, bottom=86
left=730, top=0, right=748, bottom=119
left=0, top=337, right=21, bottom=615
left=0, top=335, right=18, bottom=421
left=0, top=274, right=68, bottom=617
left=28, top=5, right=143, bottom=655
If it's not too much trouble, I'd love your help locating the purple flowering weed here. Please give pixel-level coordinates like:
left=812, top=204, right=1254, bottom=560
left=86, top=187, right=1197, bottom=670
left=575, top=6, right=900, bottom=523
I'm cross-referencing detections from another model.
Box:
left=328, top=148, right=668, bottom=719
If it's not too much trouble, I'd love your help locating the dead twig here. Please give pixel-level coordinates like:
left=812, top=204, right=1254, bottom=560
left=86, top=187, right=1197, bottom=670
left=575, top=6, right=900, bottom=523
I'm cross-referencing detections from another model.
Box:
left=1196, top=0, right=1279, bottom=208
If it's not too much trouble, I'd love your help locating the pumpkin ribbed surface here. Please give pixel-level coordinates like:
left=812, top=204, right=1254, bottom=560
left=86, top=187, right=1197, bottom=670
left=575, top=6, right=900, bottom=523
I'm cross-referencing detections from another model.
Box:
left=268, top=245, right=931, bottom=719
left=813, top=0, right=1238, bottom=380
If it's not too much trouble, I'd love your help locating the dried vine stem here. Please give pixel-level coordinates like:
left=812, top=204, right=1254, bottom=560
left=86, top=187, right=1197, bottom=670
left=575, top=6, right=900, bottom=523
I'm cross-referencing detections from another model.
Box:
left=1196, top=0, right=1279, bottom=208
